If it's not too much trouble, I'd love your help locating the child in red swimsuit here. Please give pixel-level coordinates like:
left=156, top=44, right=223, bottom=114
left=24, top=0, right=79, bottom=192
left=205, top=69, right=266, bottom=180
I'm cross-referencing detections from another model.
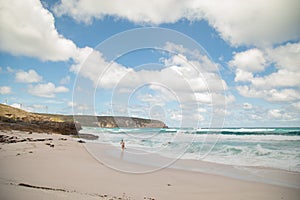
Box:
left=120, top=139, right=125, bottom=150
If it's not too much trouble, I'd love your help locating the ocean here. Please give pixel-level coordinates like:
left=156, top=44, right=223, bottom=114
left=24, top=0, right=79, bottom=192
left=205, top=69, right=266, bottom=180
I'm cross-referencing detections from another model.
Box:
left=80, top=127, right=300, bottom=173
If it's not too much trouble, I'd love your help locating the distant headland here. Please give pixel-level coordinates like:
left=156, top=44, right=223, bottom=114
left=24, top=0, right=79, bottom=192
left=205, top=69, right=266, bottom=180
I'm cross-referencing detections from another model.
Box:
left=0, top=104, right=167, bottom=135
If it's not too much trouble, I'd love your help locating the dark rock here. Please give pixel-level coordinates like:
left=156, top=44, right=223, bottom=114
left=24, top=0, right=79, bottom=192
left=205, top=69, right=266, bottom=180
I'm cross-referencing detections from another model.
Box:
left=0, top=134, right=55, bottom=144
left=77, top=140, right=85, bottom=143
left=78, top=133, right=98, bottom=140
left=0, top=120, right=80, bottom=135
left=0, top=104, right=81, bottom=135
left=18, top=182, right=67, bottom=192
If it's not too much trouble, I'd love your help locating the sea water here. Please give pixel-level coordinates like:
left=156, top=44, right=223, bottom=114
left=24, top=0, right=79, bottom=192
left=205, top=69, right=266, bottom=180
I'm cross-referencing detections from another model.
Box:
left=80, top=127, right=300, bottom=173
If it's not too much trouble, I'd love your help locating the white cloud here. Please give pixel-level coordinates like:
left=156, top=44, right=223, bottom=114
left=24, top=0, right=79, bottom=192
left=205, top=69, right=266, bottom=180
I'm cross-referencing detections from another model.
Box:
left=193, top=0, right=300, bottom=46
left=291, top=102, right=300, bottom=110
left=170, top=111, right=182, bottom=122
left=28, top=82, right=69, bottom=98
left=67, top=101, right=76, bottom=107
left=268, top=109, right=281, bottom=119
left=0, top=86, right=11, bottom=94
left=31, top=104, right=47, bottom=110
left=71, top=47, right=104, bottom=82
left=229, top=49, right=267, bottom=72
left=231, top=42, right=300, bottom=102
left=71, top=47, right=132, bottom=89
left=250, top=69, right=300, bottom=89
left=234, top=69, right=253, bottom=82
left=162, top=42, right=220, bottom=73
left=268, top=109, right=292, bottom=120
left=268, top=42, right=300, bottom=72
left=54, top=0, right=187, bottom=25
left=15, top=69, right=43, bottom=83
left=237, top=86, right=300, bottom=102
left=197, top=107, right=207, bottom=113
left=250, top=114, right=263, bottom=120
left=71, top=43, right=228, bottom=125
left=53, top=0, right=300, bottom=46
left=234, top=68, right=300, bottom=90
left=72, top=43, right=227, bottom=108
left=137, top=93, right=170, bottom=107
left=44, top=99, right=64, bottom=104
left=6, top=67, right=14, bottom=73
left=148, top=84, right=178, bottom=102
left=194, top=92, right=234, bottom=106
left=72, top=43, right=226, bottom=93
left=60, top=75, right=71, bottom=84
left=75, top=103, right=89, bottom=111
left=8, top=103, right=47, bottom=113
left=194, top=92, right=211, bottom=104
left=0, top=0, right=79, bottom=61
left=67, top=101, right=90, bottom=112
left=267, top=89, right=300, bottom=102
left=193, top=113, right=205, bottom=122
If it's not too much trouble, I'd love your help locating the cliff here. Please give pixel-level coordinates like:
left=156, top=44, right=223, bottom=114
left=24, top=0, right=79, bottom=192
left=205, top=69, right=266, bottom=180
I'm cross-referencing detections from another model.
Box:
left=0, top=104, right=80, bottom=135
left=0, top=104, right=167, bottom=134
left=74, top=115, right=167, bottom=128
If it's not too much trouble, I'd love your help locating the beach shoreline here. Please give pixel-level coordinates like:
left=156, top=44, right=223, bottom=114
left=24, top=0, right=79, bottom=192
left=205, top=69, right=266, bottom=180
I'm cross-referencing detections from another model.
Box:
left=0, top=130, right=299, bottom=200
left=84, top=140, right=300, bottom=189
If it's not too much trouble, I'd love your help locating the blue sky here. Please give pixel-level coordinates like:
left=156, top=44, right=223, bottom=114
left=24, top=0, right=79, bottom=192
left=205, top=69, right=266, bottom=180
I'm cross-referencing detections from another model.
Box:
left=0, top=0, right=299, bottom=127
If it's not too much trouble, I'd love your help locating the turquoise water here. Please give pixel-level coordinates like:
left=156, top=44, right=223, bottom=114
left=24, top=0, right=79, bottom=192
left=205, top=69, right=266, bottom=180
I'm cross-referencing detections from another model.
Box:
left=81, top=127, right=300, bottom=172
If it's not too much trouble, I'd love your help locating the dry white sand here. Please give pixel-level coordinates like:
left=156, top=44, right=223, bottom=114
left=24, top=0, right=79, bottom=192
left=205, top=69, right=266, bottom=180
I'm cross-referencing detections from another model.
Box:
left=0, top=130, right=299, bottom=200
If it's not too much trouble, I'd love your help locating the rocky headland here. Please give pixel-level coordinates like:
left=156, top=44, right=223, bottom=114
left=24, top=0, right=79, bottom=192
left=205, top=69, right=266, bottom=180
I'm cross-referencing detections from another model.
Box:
left=0, top=104, right=80, bottom=135
left=73, top=115, right=168, bottom=128
left=0, top=104, right=167, bottom=135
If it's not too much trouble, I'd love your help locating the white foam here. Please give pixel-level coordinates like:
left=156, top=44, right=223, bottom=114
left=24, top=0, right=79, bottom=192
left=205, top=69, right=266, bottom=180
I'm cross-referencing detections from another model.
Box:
left=197, top=128, right=276, bottom=132
left=80, top=127, right=300, bottom=172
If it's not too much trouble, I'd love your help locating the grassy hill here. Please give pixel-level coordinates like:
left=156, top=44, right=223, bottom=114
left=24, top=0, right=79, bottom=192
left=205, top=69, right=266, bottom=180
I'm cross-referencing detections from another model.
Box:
left=0, top=104, right=79, bottom=134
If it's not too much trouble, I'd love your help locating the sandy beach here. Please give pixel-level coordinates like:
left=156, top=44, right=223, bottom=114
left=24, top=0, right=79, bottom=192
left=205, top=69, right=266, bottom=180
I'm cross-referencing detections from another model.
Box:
left=0, top=130, right=299, bottom=200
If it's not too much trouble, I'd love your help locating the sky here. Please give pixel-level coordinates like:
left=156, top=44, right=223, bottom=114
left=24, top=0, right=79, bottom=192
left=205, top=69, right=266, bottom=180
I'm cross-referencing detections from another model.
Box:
left=0, top=0, right=300, bottom=127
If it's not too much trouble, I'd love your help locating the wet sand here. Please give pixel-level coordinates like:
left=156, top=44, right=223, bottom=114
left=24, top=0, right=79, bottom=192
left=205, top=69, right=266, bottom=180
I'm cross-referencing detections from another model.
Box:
left=0, top=130, right=299, bottom=200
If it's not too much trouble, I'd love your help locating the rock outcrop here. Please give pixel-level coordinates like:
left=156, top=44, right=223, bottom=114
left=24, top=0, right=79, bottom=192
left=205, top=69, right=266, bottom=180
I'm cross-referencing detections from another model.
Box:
left=97, top=116, right=167, bottom=128
left=0, top=104, right=80, bottom=135
left=73, top=115, right=167, bottom=128
left=0, top=104, right=168, bottom=134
